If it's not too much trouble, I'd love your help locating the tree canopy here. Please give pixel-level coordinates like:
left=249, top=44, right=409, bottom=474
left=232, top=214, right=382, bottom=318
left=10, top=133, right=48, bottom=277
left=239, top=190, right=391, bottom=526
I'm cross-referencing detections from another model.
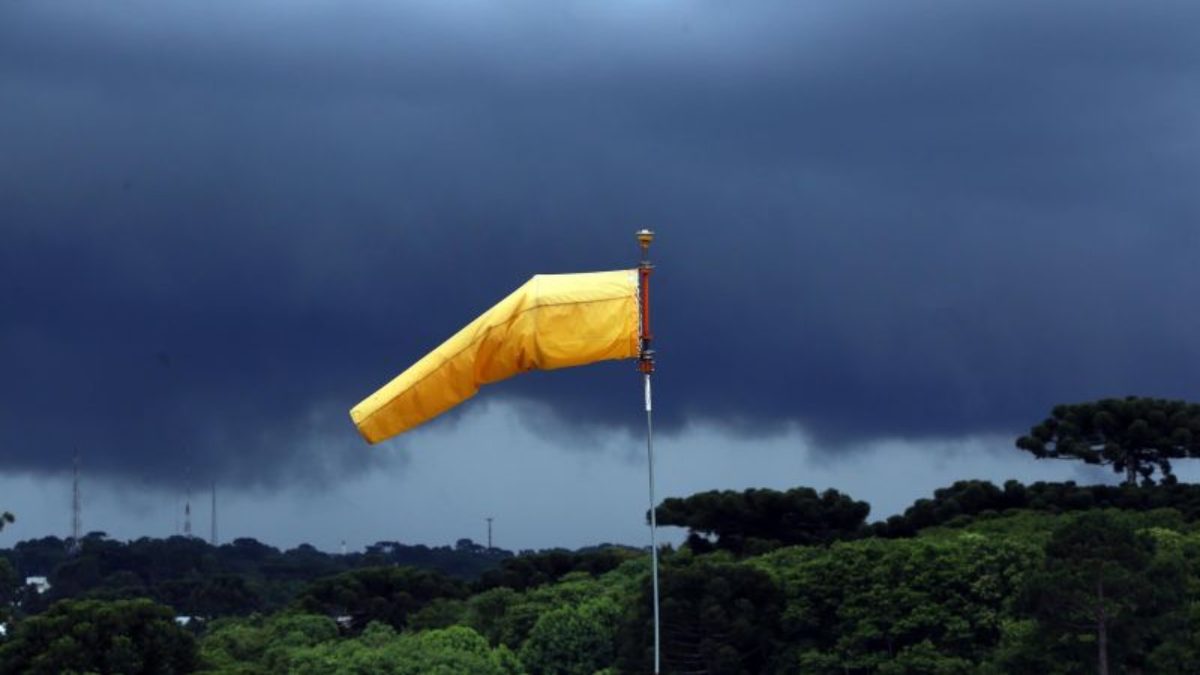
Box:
left=294, top=566, right=467, bottom=632
left=0, top=533, right=511, bottom=621
left=476, top=546, right=637, bottom=592
left=618, top=554, right=783, bottom=674
left=1017, top=397, right=1200, bottom=484
left=655, top=487, right=870, bottom=555
left=0, top=598, right=197, bottom=675
left=758, top=534, right=1039, bottom=673
left=999, top=512, right=1187, bottom=675
left=10, top=481, right=1200, bottom=673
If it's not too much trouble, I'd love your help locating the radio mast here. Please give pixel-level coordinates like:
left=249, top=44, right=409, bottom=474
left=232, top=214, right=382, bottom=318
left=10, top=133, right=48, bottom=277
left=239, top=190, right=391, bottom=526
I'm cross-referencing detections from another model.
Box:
left=210, top=481, right=217, bottom=546
left=71, top=452, right=82, bottom=546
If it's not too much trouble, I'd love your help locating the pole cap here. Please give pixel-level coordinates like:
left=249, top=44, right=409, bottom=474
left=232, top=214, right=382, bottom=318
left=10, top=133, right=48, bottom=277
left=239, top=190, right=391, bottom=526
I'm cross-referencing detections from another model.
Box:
left=636, top=229, right=655, bottom=251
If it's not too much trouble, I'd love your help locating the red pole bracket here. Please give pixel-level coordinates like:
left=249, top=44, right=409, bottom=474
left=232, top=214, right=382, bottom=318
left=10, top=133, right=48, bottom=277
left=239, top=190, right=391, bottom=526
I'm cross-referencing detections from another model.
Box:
left=636, top=229, right=655, bottom=373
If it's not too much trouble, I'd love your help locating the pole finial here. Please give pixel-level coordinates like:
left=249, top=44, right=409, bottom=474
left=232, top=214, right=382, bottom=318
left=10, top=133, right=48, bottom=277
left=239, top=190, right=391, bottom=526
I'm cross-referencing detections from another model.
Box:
left=636, top=229, right=654, bottom=258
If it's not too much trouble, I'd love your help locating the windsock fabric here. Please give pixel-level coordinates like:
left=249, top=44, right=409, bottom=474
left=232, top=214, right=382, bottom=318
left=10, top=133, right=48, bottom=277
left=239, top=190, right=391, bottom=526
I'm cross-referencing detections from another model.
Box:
left=351, top=269, right=641, bottom=444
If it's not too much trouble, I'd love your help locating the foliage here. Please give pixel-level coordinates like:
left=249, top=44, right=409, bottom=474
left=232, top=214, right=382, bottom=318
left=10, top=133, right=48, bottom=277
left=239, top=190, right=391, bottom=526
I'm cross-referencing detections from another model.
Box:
left=198, top=612, right=339, bottom=673
left=1016, top=397, right=1200, bottom=484
left=199, top=616, right=522, bottom=674
left=655, top=487, right=870, bottom=555
left=362, top=538, right=513, bottom=579
left=466, top=586, right=526, bottom=647
left=873, top=478, right=1200, bottom=537
left=0, top=557, right=18, bottom=622
left=0, top=533, right=511, bottom=621
left=0, top=597, right=197, bottom=675
left=476, top=546, right=638, bottom=592
left=618, top=551, right=784, bottom=674
left=518, top=596, right=621, bottom=675
left=294, top=566, right=467, bottom=632
left=998, top=512, right=1186, bottom=674
left=407, top=597, right=468, bottom=631
left=285, top=624, right=522, bottom=675
left=1144, top=601, right=1200, bottom=674
left=466, top=569, right=631, bottom=651
left=756, top=533, right=1039, bottom=673
left=13, top=481, right=1200, bottom=674
left=179, top=513, right=1200, bottom=674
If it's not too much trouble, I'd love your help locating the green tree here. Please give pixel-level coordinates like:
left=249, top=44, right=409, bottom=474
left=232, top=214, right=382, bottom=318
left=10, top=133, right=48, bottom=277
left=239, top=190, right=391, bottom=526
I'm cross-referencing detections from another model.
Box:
left=655, top=487, right=870, bottom=555
left=0, top=597, right=197, bottom=675
left=283, top=624, right=522, bottom=675
left=464, top=569, right=626, bottom=655
left=189, top=574, right=263, bottom=616
left=409, top=597, right=468, bottom=631
left=466, top=586, right=525, bottom=646
left=758, top=532, right=1040, bottom=674
left=294, top=566, right=467, bottom=632
left=1016, top=397, right=1200, bottom=485
left=198, top=612, right=338, bottom=674
left=0, top=557, right=19, bottom=622
left=1145, top=601, right=1200, bottom=674
left=1013, top=512, right=1184, bottom=675
left=519, top=596, right=620, bottom=674
left=476, top=546, right=636, bottom=592
left=618, top=554, right=783, bottom=674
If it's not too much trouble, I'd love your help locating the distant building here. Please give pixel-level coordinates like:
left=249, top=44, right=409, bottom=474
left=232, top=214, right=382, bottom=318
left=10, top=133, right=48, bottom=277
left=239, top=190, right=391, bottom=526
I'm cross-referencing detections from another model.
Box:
left=24, top=576, right=50, bottom=595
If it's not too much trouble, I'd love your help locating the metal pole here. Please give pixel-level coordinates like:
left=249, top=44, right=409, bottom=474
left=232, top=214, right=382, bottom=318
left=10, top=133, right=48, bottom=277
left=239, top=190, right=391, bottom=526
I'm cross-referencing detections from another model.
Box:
left=635, top=228, right=660, bottom=674
left=645, top=372, right=661, bottom=674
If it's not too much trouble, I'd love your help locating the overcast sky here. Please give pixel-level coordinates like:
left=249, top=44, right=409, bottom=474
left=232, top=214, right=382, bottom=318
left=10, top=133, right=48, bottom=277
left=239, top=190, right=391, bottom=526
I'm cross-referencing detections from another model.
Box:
left=3, top=0, right=1200, bottom=551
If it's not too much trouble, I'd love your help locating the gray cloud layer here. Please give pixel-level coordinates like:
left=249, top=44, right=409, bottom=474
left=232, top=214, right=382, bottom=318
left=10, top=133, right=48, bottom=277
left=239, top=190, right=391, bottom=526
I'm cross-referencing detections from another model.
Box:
left=3, top=0, right=1200, bottom=486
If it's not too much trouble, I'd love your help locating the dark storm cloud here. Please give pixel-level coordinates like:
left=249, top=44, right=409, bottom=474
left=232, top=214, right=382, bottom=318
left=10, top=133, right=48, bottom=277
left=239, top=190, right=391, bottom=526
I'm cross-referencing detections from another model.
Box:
left=3, top=0, right=1200, bottom=485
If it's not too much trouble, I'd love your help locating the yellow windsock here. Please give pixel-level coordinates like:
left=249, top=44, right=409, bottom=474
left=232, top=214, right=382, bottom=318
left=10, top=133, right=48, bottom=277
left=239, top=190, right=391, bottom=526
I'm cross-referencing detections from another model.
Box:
left=351, top=269, right=641, bottom=444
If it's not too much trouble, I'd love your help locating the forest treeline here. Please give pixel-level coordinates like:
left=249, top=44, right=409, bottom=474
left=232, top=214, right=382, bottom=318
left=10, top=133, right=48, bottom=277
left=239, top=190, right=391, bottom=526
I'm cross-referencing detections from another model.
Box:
left=10, top=478, right=1200, bottom=620
left=0, top=533, right=651, bottom=619
left=7, top=478, right=1200, bottom=673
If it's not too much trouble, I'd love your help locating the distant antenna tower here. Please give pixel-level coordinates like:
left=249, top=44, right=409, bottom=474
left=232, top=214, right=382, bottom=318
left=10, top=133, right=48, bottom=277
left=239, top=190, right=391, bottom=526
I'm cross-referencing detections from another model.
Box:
left=183, top=481, right=193, bottom=539
left=210, top=481, right=217, bottom=546
left=71, top=452, right=82, bottom=544
left=210, top=480, right=217, bottom=542
left=486, top=517, right=493, bottom=550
